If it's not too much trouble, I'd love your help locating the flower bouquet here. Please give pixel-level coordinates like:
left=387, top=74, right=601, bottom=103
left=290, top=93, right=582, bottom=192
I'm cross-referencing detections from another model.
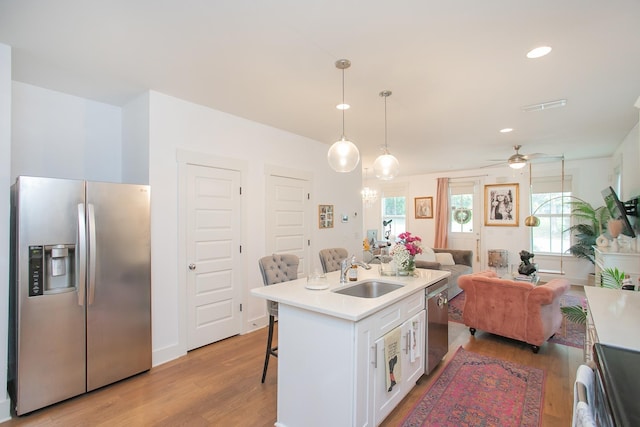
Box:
left=390, top=232, right=423, bottom=275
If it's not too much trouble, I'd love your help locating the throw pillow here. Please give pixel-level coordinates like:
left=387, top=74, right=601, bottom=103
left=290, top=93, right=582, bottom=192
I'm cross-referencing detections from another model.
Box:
left=417, top=246, right=436, bottom=262
left=435, top=252, right=456, bottom=265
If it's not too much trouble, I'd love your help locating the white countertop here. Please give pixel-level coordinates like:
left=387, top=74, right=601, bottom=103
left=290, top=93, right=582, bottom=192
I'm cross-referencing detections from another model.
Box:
left=585, top=286, right=640, bottom=352
left=251, top=267, right=450, bottom=321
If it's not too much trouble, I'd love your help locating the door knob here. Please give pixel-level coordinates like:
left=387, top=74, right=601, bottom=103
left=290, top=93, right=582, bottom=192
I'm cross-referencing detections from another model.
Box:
left=188, top=263, right=196, bottom=270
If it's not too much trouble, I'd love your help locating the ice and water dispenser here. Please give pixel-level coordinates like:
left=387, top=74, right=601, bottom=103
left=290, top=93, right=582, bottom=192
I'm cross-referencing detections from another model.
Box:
left=28, top=244, right=76, bottom=296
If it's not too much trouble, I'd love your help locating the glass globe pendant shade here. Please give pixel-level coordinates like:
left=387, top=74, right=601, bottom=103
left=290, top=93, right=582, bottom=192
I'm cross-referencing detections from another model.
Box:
left=327, top=136, right=360, bottom=173
left=373, top=151, right=400, bottom=180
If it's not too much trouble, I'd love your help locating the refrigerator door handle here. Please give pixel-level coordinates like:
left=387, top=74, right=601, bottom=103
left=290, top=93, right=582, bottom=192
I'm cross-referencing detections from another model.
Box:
left=87, top=203, right=97, bottom=305
left=77, top=204, right=86, bottom=306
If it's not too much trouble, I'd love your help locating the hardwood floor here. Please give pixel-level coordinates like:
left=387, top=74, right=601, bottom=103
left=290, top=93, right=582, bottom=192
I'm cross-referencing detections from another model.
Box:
left=3, top=289, right=584, bottom=427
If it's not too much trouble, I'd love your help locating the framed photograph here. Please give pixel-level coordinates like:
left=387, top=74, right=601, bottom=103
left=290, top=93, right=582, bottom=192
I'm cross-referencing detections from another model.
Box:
left=318, top=204, right=334, bottom=229
left=415, top=197, right=433, bottom=219
left=484, top=183, right=519, bottom=226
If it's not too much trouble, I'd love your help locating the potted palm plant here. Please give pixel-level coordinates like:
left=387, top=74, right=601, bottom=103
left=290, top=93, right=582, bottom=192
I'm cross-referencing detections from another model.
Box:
left=561, top=267, right=626, bottom=324
left=561, top=200, right=610, bottom=320
left=565, top=200, right=610, bottom=265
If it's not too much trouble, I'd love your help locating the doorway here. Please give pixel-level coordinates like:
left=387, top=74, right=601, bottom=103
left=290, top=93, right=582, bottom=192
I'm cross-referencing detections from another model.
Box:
left=183, top=162, right=243, bottom=351
left=265, top=168, right=312, bottom=277
left=448, top=179, right=482, bottom=271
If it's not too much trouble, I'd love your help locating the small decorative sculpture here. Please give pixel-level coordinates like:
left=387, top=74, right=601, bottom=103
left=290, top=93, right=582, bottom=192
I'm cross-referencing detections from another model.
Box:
left=518, top=250, right=537, bottom=276
left=383, top=219, right=393, bottom=241
left=607, top=219, right=623, bottom=252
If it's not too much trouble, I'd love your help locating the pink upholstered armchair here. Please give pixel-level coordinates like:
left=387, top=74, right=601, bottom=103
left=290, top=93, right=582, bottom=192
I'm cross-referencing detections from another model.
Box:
left=458, top=270, right=570, bottom=353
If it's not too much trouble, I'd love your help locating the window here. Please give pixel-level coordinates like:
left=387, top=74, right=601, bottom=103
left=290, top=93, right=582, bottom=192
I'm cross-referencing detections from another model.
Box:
left=382, top=196, right=405, bottom=239
left=449, top=182, right=474, bottom=233
left=530, top=192, right=571, bottom=253
left=530, top=175, right=572, bottom=255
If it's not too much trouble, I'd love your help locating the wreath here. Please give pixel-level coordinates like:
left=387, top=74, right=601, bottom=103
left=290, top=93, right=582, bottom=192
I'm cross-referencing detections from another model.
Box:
left=453, top=207, right=472, bottom=225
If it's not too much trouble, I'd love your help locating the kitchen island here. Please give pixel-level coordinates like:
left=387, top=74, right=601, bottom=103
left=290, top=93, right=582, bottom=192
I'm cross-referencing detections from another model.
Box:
left=584, top=287, right=640, bottom=426
left=252, top=267, right=450, bottom=427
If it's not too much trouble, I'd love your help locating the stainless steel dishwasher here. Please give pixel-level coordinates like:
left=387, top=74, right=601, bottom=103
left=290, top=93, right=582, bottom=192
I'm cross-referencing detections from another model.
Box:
left=425, top=278, right=449, bottom=375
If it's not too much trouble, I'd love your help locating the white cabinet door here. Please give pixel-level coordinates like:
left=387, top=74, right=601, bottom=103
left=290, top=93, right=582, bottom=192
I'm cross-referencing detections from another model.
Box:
left=354, top=316, right=376, bottom=427
left=373, top=332, right=404, bottom=425
left=402, top=310, right=426, bottom=385
left=373, top=309, right=426, bottom=425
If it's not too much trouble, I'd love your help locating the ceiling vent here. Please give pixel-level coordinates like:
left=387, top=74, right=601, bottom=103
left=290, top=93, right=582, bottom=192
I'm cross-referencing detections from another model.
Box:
left=521, top=99, right=567, bottom=112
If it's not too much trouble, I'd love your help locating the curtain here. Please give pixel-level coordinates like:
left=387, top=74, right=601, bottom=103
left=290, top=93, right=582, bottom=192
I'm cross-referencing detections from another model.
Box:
left=434, top=177, right=449, bottom=248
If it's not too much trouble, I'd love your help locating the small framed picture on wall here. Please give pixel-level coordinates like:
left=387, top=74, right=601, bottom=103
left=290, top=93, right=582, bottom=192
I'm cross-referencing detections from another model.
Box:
left=318, top=204, right=334, bottom=229
left=415, top=197, right=433, bottom=219
left=484, top=183, right=519, bottom=226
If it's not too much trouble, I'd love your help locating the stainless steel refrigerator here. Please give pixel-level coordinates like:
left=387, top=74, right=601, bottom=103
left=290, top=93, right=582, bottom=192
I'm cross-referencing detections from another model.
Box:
left=9, top=176, right=151, bottom=415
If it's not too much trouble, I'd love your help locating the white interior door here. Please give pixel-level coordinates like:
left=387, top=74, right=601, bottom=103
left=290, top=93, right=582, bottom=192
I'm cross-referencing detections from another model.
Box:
left=448, top=179, right=482, bottom=270
left=186, top=164, right=242, bottom=350
left=266, top=174, right=311, bottom=277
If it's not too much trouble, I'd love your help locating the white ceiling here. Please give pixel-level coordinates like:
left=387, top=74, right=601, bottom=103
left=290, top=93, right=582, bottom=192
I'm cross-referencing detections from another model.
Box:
left=1, top=0, right=640, bottom=176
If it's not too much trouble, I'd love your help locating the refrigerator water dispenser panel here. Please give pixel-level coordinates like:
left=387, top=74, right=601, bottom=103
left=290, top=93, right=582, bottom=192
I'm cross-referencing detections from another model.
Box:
left=28, top=246, right=44, bottom=297
left=50, top=245, right=68, bottom=276
left=32, top=244, right=77, bottom=295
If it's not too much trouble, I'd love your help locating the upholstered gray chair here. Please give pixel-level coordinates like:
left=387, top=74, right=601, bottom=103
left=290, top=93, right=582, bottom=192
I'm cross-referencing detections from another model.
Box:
left=319, top=248, right=348, bottom=273
left=258, top=253, right=299, bottom=383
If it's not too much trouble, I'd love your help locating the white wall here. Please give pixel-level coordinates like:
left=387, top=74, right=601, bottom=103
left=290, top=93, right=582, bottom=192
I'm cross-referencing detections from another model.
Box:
left=11, top=82, right=122, bottom=183
left=612, top=122, right=640, bottom=200
left=122, top=92, right=149, bottom=185
left=0, top=43, right=12, bottom=423
left=363, top=157, right=612, bottom=285
left=142, top=91, right=363, bottom=365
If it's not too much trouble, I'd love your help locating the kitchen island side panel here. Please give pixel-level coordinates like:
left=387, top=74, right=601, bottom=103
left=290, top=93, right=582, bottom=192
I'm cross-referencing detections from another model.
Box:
left=277, top=304, right=357, bottom=427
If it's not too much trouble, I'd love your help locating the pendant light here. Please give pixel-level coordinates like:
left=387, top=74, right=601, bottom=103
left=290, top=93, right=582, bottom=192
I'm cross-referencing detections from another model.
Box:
left=361, top=168, right=378, bottom=207
left=327, top=59, right=360, bottom=173
left=373, top=90, right=400, bottom=180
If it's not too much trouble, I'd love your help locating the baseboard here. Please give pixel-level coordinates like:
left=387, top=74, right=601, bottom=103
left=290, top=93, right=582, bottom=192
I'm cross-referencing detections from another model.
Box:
left=537, top=272, right=588, bottom=286
left=245, top=314, right=268, bottom=334
left=0, top=392, right=12, bottom=423
left=152, top=343, right=186, bottom=367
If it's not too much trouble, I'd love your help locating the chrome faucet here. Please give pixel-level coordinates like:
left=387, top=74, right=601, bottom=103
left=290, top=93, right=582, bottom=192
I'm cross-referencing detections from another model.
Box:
left=340, top=257, right=372, bottom=283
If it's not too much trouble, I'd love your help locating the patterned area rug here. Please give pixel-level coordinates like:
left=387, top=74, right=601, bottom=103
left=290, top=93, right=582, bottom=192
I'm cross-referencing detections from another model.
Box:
left=448, top=292, right=586, bottom=349
left=401, top=347, right=545, bottom=427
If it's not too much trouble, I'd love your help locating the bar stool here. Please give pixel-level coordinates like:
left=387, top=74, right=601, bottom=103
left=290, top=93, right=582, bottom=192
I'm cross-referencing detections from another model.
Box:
left=258, top=254, right=299, bottom=383
left=319, top=248, right=348, bottom=273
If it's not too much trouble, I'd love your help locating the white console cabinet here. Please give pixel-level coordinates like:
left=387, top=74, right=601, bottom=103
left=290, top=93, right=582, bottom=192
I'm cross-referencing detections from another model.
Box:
left=594, top=247, right=640, bottom=286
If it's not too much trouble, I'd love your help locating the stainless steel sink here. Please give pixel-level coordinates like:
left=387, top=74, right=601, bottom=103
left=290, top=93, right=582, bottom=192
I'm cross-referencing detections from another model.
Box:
left=333, top=280, right=403, bottom=298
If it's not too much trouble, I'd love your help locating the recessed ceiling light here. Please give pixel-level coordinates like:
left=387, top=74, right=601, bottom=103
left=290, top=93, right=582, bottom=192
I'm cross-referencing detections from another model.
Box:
left=500, top=128, right=513, bottom=133
left=336, top=103, right=350, bottom=110
left=521, top=99, right=567, bottom=112
left=527, top=46, right=552, bottom=59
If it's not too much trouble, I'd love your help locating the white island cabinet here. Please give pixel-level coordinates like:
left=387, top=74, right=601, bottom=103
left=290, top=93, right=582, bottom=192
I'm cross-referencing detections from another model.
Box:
left=252, top=268, right=449, bottom=427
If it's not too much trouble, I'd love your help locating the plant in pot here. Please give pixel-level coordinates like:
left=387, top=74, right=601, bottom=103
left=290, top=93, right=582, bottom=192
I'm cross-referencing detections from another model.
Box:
left=559, top=200, right=612, bottom=324
left=565, top=200, right=611, bottom=265
left=561, top=267, right=626, bottom=324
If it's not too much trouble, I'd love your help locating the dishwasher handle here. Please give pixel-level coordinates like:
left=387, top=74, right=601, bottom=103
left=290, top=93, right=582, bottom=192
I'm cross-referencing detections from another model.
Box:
left=426, top=283, right=449, bottom=299
left=437, top=294, right=448, bottom=308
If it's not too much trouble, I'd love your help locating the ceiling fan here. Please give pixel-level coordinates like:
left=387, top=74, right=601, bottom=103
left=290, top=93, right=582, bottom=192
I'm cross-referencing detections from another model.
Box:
left=488, top=145, right=563, bottom=169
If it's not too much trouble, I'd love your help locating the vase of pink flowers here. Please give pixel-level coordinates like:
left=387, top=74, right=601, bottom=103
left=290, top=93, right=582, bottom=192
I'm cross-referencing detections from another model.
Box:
left=390, top=232, right=423, bottom=276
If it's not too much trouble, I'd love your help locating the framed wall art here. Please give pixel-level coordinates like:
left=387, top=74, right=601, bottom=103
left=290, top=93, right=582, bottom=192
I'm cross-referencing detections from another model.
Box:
left=318, top=204, right=334, bottom=229
left=415, top=197, right=433, bottom=219
left=484, top=183, right=519, bottom=226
